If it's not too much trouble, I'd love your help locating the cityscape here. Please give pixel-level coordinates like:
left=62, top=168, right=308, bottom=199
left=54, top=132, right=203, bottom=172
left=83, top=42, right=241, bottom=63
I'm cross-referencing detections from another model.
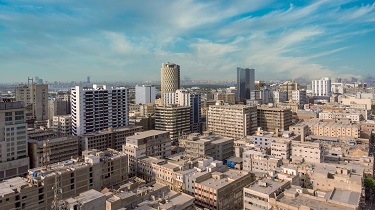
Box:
left=1, top=1, right=375, bottom=210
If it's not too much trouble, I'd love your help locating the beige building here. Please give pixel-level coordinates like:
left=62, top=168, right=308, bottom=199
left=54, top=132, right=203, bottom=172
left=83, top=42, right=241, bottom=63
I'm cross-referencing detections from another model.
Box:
left=301, top=121, right=360, bottom=138
left=291, top=141, right=324, bottom=163
left=155, top=105, right=190, bottom=143
left=48, top=98, right=70, bottom=120
left=64, top=189, right=106, bottom=210
left=179, top=132, right=234, bottom=161
left=257, top=106, right=292, bottom=132
left=194, top=169, right=254, bottom=210
left=0, top=149, right=128, bottom=210
left=161, top=62, right=180, bottom=105
left=52, top=115, right=72, bottom=135
left=28, top=135, right=80, bottom=168
left=0, top=99, right=29, bottom=180
left=279, top=81, right=298, bottom=101
left=80, top=126, right=143, bottom=152
left=15, top=83, right=48, bottom=121
left=207, top=105, right=257, bottom=139
left=214, top=92, right=236, bottom=104
left=242, top=150, right=282, bottom=173
left=243, top=177, right=290, bottom=210
left=270, top=139, right=291, bottom=160
left=123, top=130, right=172, bottom=176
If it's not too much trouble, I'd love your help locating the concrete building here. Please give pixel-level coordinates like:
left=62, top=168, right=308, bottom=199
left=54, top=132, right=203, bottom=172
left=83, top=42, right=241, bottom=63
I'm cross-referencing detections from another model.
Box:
left=236, top=67, right=255, bottom=103
left=80, top=126, right=143, bottom=152
left=71, top=84, right=129, bottom=136
left=270, top=139, right=292, bottom=160
left=319, top=111, right=364, bottom=122
left=242, top=150, right=282, bottom=174
left=298, top=121, right=360, bottom=138
left=214, top=92, right=236, bottom=104
left=279, top=81, right=299, bottom=101
left=51, top=115, right=72, bottom=135
left=155, top=105, right=191, bottom=143
left=291, top=141, right=324, bottom=163
left=28, top=135, right=80, bottom=168
left=179, top=132, right=234, bottom=161
left=161, top=62, right=180, bottom=105
left=194, top=169, right=254, bottom=210
left=257, top=106, right=293, bottom=132
left=207, top=105, right=257, bottom=139
left=48, top=98, right=70, bottom=120
left=0, top=149, right=128, bottom=210
left=243, top=177, right=290, bottom=210
left=123, top=130, right=172, bottom=176
left=273, top=91, right=288, bottom=104
left=331, top=82, right=345, bottom=94
left=64, top=189, right=106, bottom=210
left=312, top=77, right=332, bottom=96
left=135, top=85, right=155, bottom=104
left=0, top=99, right=29, bottom=180
left=291, top=89, right=307, bottom=105
left=15, top=83, right=48, bottom=121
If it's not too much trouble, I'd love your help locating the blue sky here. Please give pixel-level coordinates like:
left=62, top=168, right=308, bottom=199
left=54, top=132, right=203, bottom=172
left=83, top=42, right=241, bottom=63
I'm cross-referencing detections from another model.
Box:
left=0, top=0, right=375, bottom=83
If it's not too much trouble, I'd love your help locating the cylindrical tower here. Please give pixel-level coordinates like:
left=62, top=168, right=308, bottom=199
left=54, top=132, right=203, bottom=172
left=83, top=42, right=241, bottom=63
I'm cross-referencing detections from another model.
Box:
left=161, top=62, right=180, bottom=105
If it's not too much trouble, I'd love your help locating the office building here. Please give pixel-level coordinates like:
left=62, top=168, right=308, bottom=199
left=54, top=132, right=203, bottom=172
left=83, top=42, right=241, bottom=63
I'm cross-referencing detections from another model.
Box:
left=155, top=105, right=191, bottom=143
left=71, top=84, right=129, bottom=136
left=80, top=126, right=143, bottom=152
left=135, top=85, right=155, bottom=104
left=207, top=105, right=257, bottom=139
left=15, top=83, right=48, bottom=121
left=312, top=77, right=332, bottom=96
left=161, top=62, right=180, bottom=105
left=122, top=130, right=172, bottom=176
left=179, top=132, right=234, bottom=161
left=291, top=89, right=307, bottom=105
left=236, top=67, right=255, bottom=102
left=257, top=106, right=293, bottom=132
left=279, top=81, right=299, bottom=101
left=51, top=115, right=72, bottom=136
left=0, top=99, right=29, bottom=180
left=48, top=97, right=71, bottom=120
left=28, top=135, right=79, bottom=168
left=273, top=90, right=287, bottom=103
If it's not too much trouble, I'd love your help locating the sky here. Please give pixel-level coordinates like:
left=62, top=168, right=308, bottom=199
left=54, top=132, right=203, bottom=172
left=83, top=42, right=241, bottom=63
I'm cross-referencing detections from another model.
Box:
left=0, top=0, right=375, bottom=83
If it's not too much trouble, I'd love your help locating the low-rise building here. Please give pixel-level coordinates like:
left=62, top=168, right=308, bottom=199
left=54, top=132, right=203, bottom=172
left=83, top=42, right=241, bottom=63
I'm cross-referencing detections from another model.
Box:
left=242, top=150, right=282, bottom=174
left=64, top=189, right=106, bottom=210
left=291, top=141, right=324, bottom=163
left=51, top=115, right=72, bottom=135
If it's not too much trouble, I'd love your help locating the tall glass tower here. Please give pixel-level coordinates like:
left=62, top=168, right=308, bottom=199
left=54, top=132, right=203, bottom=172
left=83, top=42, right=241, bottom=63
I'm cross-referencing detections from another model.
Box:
left=236, top=67, right=255, bottom=103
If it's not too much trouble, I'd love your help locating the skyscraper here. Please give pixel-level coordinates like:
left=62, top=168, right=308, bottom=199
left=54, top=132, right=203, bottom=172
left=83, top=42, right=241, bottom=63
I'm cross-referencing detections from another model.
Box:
left=236, top=67, right=255, bottom=103
left=71, top=84, right=129, bottom=136
left=161, top=62, right=180, bottom=105
left=135, top=85, right=155, bottom=104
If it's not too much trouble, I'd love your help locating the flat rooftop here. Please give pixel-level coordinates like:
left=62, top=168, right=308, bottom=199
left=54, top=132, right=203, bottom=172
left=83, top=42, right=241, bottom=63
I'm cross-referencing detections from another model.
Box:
left=330, top=188, right=360, bottom=206
left=245, top=178, right=289, bottom=195
left=198, top=170, right=249, bottom=190
left=127, top=130, right=169, bottom=140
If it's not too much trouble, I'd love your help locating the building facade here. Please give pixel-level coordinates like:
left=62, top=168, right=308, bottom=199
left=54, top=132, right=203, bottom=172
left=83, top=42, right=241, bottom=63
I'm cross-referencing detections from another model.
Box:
left=257, top=106, right=293, bottom=132
left=71, top=84, right=129, bottom=136
left=135, top=85, right=155, bottom=104
left=15, top=83, right=48, bottom=121
left=52, top=115, right=72, bottom=136
left=161, top=62, right=180, bottom=105
left=312, top=77, right=332, bottom=96
left=236, top=67, right=255, bottom=103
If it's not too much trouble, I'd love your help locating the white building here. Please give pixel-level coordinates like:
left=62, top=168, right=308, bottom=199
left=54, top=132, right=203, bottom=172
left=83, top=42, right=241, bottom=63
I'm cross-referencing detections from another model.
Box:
left=291, top=90, right=307, bottom=105
left=71, top=84, right=129, bottom=136
left=135, top=85, right=155, bottom=104
left=331, top=82, right=344, bottom=94
left=312, top=77, right=331, bottom=96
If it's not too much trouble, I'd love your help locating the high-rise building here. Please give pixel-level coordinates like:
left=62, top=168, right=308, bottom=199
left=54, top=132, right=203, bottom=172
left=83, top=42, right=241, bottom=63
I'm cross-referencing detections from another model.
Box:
left=291, top=90, right=307, bottom=105
left=312, top=77, right=331, bottom=96
left=71, top=84, right=129, bottom=136
left=236, top=67, right=255, bottom=102
left=15, top=83, right=48, bottom=121
left=155, top=105, right=190, bottom=143
left=257, top=106, right=293, bottom=132
left=0, top=99, right=29, bottom=180
left=161, top=62, right=180, bottom=105
left=135, top=85, right=155, bottom=104
left=52, top=115, right=72, bottom=136
left=279, top=81, right=299, bottom=101
left=207, top=105, right=257, bottom=139
left=48, top=97, right=71, bottom=120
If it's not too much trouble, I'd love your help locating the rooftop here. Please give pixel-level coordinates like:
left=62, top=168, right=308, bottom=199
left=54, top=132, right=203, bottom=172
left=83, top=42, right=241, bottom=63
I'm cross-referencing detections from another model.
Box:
left=198, top=169, right=249, bottom=190
left=127, top=130, right=169, bottom=140
left=245, top=178, right=289, bottom=195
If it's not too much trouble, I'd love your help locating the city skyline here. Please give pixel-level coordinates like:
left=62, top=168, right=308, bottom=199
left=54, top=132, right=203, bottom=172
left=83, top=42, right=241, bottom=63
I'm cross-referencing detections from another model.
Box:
left=1, top=0, right=375, bottom=83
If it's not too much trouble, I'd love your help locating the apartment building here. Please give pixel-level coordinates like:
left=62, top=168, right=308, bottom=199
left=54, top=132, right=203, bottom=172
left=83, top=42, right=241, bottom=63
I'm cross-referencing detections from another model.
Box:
left=207, top=105, right=257, bottom=139
left=214, top=92, right=236, bottom=104
left=135, top=85, right=155, bottom=104
left=0, top=99, right=29, bottom=180
left=194, top=169, right=254, bottom=210
left=15, top=83, right=48, bottom=121
left=319, top=111, right=363, bottom=122
left=242, top=150, right=282, bottom=173
left=291, top=89, right=307, bottom=105
left=291, top=141, right=324, bottom=163
left=28, top=135, right=80, bottom=168
left=64, top=189, right=106, bottom=210
left=0, top=149, right=128, bottom=210
left=123, top=130, right=172, bottom=176
left=279, top=81, right=299, bottom=101
left=312, top=77, right=331, bottom=96
left=270, top=139, right=291, bottom=160
left=71, top=84, right=129, bottom=136
left=51, top=115, right=72, bottom=135
left=272, top=91, right=287, bottom=103
left=155, top=105, right=191, bottom=143
left=257, top=106, right=293, bottom=132
left=80, top=126, right=142, bottom=152
left=302, top=121, right=360, bottom=138
left=243, top=177, right=290, bottom=210
left=48, top=97, right=70, bottom=120
left=179, top=132, right=234, bottom=161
